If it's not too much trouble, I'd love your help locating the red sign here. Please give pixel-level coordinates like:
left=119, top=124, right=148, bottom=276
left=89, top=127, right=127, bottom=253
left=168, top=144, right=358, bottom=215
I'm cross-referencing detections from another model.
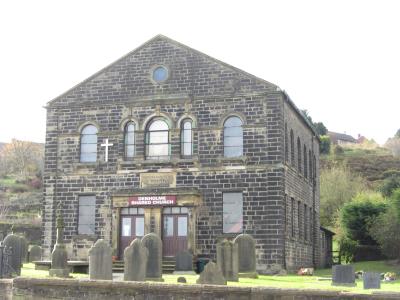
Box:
left=128, top=195, right=176, bottom=206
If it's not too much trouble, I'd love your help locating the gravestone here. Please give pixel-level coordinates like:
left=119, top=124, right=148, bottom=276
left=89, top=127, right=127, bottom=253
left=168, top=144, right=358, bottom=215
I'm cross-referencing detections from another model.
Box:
left=332, top=265, right=355, bottom=286
left=3, top=233, right=22, bottom=276
left=196, top=261, right=227, bottom=285
left=49, top=204, right=70, bottom=278
left=142, top=233, right=163, bottom=281
left=0, top=242, right=12, bottom=278
left=177, top=276, right=187, bottom=283
left=28, top=245, right=42, bottom=262
left=19, top=236, right=28, bottom=263
left=124, top=238, right=148, bottom=281
left=216, top=239, right=239, bottom=281
left=363, top=272, right=381, bottom=289
left=174, top=250, right=195, bottom=274
left=88, top=239, right=112, bottom=280
left=233, top=234, right=258, bottom=278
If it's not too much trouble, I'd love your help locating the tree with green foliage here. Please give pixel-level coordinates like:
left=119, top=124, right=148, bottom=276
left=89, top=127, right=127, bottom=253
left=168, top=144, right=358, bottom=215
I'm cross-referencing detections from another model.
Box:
left=369, top=189, right=400, bottom=259
left=319, top=135, right=331, bottom=154
left=339, top=192, right=387, bottom=245
left=379, top=173, right=400, bottom=197
left=314, top=122, right=327, bottom=136
left=320, top=165, right=368, bottom=227
left=395, top=129, right=400, bottom=138
left=301, top=109, right=328, bottom=136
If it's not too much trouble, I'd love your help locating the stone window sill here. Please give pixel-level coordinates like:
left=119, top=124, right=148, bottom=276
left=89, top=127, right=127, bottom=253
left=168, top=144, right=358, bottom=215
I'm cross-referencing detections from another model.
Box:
left=218, top=156, right=247, bottom=163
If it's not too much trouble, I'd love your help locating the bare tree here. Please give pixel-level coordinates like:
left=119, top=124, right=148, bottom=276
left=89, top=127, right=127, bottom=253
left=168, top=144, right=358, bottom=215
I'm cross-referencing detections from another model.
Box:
left=0, top=139, right=43, bottom=179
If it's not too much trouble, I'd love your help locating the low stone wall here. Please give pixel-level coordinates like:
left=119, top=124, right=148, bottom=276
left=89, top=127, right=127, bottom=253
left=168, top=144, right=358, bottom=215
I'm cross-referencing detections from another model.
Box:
left=1, top=278, right=400, bottom=300
left=0, top=279, right=12, bottom=300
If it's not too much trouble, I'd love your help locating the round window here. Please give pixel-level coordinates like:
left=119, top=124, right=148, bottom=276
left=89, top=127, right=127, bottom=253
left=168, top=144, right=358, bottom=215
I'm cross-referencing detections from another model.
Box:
left=152, top=66, right=168, bottom=83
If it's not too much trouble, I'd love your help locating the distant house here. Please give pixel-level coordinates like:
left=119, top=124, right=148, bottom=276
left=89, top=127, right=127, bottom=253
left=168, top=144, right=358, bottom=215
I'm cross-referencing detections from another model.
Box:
left=328, top=131, right=357, bottom=145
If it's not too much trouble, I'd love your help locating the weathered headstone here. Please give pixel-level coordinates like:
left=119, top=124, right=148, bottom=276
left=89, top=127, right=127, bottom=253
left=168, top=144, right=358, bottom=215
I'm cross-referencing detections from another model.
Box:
left=49, top=204, right=70, bottom=278
left=19, top=236, right=29, bottom=263
left=177, top=276, right=187, bottom=283
left=28, top=245, right=42, bottom=262
left=216, top=239, right=239, bottom=281
left=124, top=238, right=148, bottom=281
left=142, top=233, right=163, bottom=281
left=88, top=239, right=112, bottom=280
left=196, top=261, right=227, bottom=285
left=363, top=272, right=381, bottom=289
left=3, top=233, right=22, bottom=276
left=332, top=265, right=355, bottom=286
left=0, top=242, right=12, bottom=278
left=233, top=234, right=258, bottom=278
left=174, top=250, right=195, bottom=274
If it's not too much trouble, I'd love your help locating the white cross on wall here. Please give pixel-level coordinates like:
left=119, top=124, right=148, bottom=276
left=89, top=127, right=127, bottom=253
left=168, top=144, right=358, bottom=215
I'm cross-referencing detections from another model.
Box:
left=101, top=139, right=113, bottom=162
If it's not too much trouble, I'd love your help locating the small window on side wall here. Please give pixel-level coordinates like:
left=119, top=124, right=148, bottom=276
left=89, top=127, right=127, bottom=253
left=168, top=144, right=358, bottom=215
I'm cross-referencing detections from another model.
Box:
left=124, top=122, right=135, bottom=160
left=224, top=116, right=243, bottom=158
left=80, top=125, right=98, bottom=162
left=223, top=192, right=243, bottom=233
left=181, top=119, right=193, bottom=157
left=78, top=195, right=96, bottom=235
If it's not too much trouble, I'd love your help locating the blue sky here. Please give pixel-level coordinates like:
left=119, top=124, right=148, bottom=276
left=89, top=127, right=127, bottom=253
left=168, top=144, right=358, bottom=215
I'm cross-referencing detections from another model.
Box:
left=0, top=0, right=399, bottom=144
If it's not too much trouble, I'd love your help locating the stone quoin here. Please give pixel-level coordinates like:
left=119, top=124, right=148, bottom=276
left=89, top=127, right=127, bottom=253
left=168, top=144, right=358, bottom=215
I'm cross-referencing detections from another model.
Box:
left=41, top=34, right=324, bottom=272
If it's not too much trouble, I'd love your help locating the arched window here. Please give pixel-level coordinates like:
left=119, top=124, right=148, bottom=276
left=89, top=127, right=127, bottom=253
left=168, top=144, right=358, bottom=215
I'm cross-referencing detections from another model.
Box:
left=224, top=116, right=243, bottom=157
left=124, top=122, right=136, bottom=159
left=181, top=119, right=193, bottom=157
left=145, top=118, right=170, bottom=159
left=309, top=150, right=312, bottom=181
left=303, top=144, right=308, bottom=178
left=290, top=130, right=295, bottom=165
left=285, top=124, right=289, bottom=163
left=80, top=124, right=98, bottom=162
left=297, top=137, right=302, bottom=173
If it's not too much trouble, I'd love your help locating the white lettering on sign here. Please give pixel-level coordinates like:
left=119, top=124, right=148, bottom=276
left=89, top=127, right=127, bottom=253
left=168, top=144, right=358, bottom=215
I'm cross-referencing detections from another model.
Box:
left=128, top=195, right=176, bottom=206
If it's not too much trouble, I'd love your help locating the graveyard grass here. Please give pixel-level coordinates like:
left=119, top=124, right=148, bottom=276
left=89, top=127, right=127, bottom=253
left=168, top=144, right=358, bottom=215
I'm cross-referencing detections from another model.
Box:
left=20, top=260, right=400, bottom=294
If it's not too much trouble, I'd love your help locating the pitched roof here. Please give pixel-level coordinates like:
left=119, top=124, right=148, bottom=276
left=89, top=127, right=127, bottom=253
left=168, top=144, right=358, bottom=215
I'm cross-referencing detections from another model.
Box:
left=328, top=131, right=357, bottom=143
left=46, top=34, right=278, bottom=107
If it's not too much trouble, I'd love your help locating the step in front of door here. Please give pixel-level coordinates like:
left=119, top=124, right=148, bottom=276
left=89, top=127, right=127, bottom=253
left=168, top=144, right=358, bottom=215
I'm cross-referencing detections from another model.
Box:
left=111, top=258, right=177, bottom=274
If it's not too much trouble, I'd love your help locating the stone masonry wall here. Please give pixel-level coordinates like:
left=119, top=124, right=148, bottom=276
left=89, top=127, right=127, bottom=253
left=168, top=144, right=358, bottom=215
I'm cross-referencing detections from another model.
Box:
left=3, top=278, right=400, bottom=300
left=283, top=98, right=321, bottom=270
left=42, top=36, right=319, bottom=271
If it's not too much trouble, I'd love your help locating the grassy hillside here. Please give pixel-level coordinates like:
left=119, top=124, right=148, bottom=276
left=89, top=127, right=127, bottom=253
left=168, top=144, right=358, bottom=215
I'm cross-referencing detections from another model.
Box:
left=321, top=145, right=400, bottom=189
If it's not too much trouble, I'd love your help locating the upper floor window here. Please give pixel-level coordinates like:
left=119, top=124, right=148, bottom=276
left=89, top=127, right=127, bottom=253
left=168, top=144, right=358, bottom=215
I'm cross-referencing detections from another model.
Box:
left=285, top=124, right=289, bottom=163
left=152, top=66, right=169, bottom=83
left=80, top=124, right=98, bottom=162
left=309, top=150, right=312, bottom=181
left=297, top=137, right=302, bottom=173
left=181, top=119, right=193, bottom=157
left=124, top=122, right=136, bottom=159
left=290, top=129, right=295, bottom=165
left=303, top=144, right=308, bottom=178
left=145, top=118, right=170, bottom=159
left=224, top=116, right=243, bottom=158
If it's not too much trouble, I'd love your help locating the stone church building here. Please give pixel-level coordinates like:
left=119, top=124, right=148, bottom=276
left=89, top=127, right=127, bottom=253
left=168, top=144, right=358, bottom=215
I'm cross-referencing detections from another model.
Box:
left=42, top=35, right=322, bottom=272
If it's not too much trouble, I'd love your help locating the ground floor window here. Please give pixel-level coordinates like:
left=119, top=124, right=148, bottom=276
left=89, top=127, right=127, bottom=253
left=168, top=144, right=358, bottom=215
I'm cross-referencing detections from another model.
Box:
left=223, top=192, right=243, bottom=233
left=78, top=195, right=96, bottom=235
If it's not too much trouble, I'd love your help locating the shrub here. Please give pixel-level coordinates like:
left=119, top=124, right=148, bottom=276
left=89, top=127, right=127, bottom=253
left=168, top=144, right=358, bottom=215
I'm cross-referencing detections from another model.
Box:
left=320, top=135, right=331, bottom=154
left=339, top=192, right=386, bottom=245
left=368, top=190, right=400, bottom=259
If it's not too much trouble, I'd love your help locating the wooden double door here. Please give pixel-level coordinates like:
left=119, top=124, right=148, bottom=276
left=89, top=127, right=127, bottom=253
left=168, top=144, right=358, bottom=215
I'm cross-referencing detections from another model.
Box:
left=162, top=207, right=188, bottom=257
left=119, top=212, right=145, bottom=258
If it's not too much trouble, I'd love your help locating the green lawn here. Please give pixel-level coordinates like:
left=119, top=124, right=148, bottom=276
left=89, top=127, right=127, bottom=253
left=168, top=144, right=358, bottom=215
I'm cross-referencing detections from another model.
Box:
left=20, top=261, right=400, bottom=294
